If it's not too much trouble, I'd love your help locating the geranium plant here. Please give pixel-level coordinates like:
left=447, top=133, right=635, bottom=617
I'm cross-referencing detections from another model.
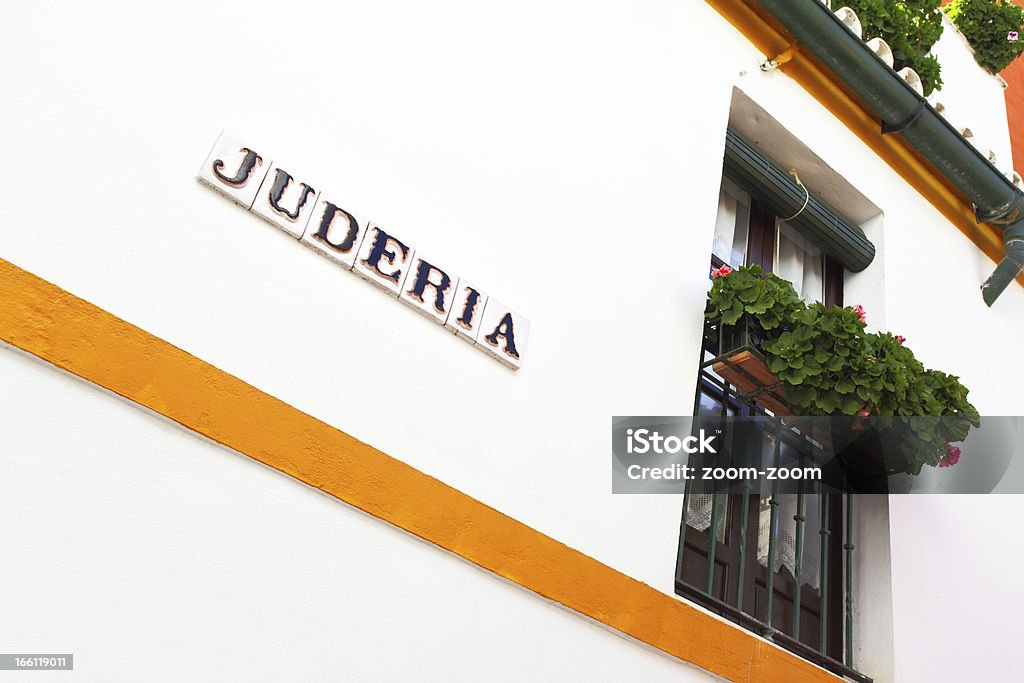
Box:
left=705, top=264, right=980, bottom=475
left=945, top=0, right=1024, bottom=73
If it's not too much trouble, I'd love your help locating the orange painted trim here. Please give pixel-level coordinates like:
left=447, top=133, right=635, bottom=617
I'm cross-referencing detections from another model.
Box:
left=0, top=256, right=842, bottom=682
left=707, top=0, right=1024, bottom=287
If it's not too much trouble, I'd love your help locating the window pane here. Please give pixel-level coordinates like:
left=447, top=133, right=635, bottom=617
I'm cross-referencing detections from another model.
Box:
left=697, top=389, right=734, bottom=416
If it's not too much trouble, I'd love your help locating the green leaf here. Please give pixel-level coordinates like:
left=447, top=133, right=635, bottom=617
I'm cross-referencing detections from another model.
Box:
left=786, top=385, right=816, bottom=405
left=816, top=391, right=842, bottom=413
left=738, top=285, right=762, bottom=304
left=721, top=302, right=744, bottom=325
left=840, top=395, right=863, bottom=414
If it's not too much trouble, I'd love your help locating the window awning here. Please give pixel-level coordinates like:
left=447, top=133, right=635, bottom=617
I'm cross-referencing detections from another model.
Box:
left=723, top=128, right=876, bottom=272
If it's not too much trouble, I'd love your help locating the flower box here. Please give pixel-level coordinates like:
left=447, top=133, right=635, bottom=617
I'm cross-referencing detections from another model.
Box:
left=711, top=349, right=791, bottom=417
left=704, top=264, right=979, bottom=476
left=705, top=315, right=792, bottom=416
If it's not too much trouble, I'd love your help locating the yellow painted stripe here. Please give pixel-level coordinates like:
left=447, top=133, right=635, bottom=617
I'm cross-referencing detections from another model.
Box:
left=707, top=0, right=1024, bottom=287
left=0, top=257, right=841, bottom=681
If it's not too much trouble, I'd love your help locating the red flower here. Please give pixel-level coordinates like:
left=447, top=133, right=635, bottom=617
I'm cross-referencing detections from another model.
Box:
left=711, top=264, right=733, bottom=279
left=940, top=443, right=962, bottom=468
left=852, top=304, right=867, bottom=325
left=895, top=335, right=906, bottom=345
left=857, top=407, right=871, bottom=417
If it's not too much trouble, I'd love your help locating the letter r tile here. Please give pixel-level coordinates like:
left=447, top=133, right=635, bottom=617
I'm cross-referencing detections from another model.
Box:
left=399, top=253, right=460, bottom=324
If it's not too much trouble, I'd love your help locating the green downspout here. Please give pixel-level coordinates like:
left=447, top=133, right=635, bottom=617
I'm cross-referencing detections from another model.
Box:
left=755, top=0, right=1024, bottom=306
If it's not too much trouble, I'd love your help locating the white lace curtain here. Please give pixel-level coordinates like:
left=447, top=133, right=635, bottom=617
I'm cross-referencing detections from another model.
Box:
left=711, top=179, right=750, bottom=268
left=775, top=221, right=824, bottom=303
left=686, top=494, right=822, bottom=590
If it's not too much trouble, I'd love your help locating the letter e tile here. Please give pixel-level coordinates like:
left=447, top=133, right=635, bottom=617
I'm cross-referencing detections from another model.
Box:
left=353, top=224, right=415, bottom=296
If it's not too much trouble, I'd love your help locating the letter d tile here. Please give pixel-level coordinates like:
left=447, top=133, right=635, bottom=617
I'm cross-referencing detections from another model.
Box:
left=300, top=195, right=369, bottom=270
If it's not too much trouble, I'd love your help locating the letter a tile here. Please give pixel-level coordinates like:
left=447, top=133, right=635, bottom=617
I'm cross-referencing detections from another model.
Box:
left=475, top=298, right=529, bottom=370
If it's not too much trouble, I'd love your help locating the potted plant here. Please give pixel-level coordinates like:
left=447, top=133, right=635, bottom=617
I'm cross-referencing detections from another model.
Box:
left=945, top=0, right=1024, bottom=73
left=703, top=264, right=803, bottom=416
left=704, top=264, right=979, bottom=477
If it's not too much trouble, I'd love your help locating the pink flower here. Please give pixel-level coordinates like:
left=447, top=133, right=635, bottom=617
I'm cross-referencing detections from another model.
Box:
left=852, top=304, right=867, bottom=325
left=895, top=335, right=906, bottom=345
left=940, top=443, right=962, bottom=468
left=1009, top=31, right=1019, bottom=42
left=851, top=407, right=870, bottom=432
left=711, top=264, right=733, bottom=279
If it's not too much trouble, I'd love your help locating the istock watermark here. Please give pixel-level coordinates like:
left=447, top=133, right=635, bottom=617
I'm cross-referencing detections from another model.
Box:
left=0, top=655, right=73, bottom=670
left=612, top=415, right=1024, bottom=494
left=625, top=428, right=718, bottom=454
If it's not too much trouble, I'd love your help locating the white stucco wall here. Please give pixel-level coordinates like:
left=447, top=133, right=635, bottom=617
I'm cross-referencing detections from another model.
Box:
left=2, top=1, right=1023, bottom=681
left=930, top=15, right=1015, bottom=178
left=0, top=347, right=708, bottom=682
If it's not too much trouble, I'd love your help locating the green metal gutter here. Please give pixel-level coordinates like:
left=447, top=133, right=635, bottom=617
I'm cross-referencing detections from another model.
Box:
left=756, top=0, right=1024, bottom=306
left=724, top=128, right=875, bottom=271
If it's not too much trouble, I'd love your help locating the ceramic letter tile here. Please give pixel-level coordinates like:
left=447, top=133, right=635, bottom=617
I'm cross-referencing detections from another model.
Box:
left=444, top=280, right=489, bottom=344
left=399, top=254, right=459, bottom=324
left=250, top=162, right=320, bottom=238
left=475, top=298, right=530, bottom=370
left=353, top=223, right=415, bottom=296
left=195, top=130, right=272, bottom=209
left=299, top=196, right=369, bottom=270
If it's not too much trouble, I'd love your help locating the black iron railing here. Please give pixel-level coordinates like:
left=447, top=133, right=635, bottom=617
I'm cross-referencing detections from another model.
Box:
left=675, top=316, right=870, bottom=683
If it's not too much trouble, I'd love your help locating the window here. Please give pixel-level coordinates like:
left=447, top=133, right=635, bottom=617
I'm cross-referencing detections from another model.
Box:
left=676, top=173, right=869, bottom=683
left=710, top=177, right=843, bottom=305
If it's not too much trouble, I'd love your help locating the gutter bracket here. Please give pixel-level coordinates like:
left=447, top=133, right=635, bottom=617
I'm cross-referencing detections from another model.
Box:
left=975, top=190, right=1024, bottom=226
left=881, top=99, right=926, bottom=136
left=760, top=44, right=799, bottom=72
